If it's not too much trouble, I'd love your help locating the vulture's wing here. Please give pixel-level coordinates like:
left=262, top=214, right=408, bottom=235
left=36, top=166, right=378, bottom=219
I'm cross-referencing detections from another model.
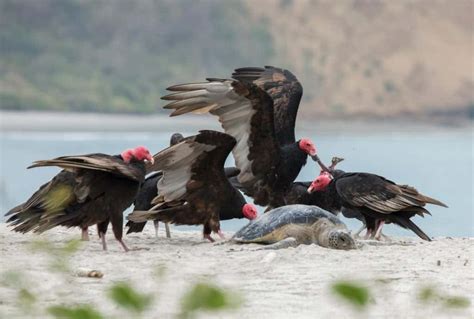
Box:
left=162, top=79, right=280, bottom=189
left=232, top=66, right=303, bottom=145
left=153, top=130, right=236, bottom=202
left=28, top=153, right=144, bottom=182
left=5, top=170, right=100, bottom=233
left=335, top=173, right=447, bottom=215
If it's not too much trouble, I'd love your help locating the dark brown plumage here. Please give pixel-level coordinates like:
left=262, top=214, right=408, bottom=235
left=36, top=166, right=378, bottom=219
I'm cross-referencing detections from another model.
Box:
left=5, top=148, right=152, bottom=251
left=127, top=130, right=257, bottom=242
left=308, top=172, right=448, bottom=241
left=126, top=133, right=184, bottom=237
left=161, top=66, right=316, bottom=208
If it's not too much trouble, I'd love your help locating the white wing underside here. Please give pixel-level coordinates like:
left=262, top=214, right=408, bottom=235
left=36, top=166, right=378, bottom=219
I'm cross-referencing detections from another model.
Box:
left=154, top=140, right=215, bottom=201
left=164, top=81, right=257, bottom=185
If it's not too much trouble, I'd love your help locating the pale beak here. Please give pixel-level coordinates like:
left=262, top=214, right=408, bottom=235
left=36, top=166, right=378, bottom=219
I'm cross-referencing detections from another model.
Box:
left=307, top=185, right=314, bottom=193
left=148, top=156, right=155, bottom=165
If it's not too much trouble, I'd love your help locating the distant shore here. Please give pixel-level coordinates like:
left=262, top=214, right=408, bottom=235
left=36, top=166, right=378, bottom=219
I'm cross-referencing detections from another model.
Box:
left=1, top=111, right=472, bottom=133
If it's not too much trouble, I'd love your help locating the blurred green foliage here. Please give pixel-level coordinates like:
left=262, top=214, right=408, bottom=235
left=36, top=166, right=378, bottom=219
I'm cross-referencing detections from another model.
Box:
left=29, top=239, right=82, bottom=272
left=418, top=286, right=470, bottom=309
left=48, top=305, right=104, bottom=319
left=0, top=0, right=274, bottom=113
left=108, top=282, right=153, bottom=314
left=331, top=281, right=370, bottom=309
left=180, top=282, right=242, bottom=318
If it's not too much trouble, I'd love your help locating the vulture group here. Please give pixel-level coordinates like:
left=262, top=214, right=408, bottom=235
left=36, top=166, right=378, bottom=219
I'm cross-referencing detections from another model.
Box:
left=6, top=66, right=447, bottom=250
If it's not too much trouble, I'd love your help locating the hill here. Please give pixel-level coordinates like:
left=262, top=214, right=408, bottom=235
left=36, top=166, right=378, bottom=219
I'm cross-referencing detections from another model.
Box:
left=0, top=0, right=472, bottom=118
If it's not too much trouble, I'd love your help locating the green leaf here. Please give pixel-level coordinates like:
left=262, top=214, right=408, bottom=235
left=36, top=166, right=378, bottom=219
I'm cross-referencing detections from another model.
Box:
left=108, top=282, right=152, bottom=313
left=331, top=281, right=370, bottom=309
left=18, top=288, right=36, bottom=306
left=61, top=239, right=82, bottom=255
left=48, top=305, right=104, bottom=319
left=180, top=282, right=241, bottom=318
left=418, top=286, right=437, bottom=302
left=443, top=296, right=470, bottom=308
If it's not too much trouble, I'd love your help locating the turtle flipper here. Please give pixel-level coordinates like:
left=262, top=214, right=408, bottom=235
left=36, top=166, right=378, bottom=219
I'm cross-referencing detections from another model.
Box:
left=256, top=237, right=299, bottom=250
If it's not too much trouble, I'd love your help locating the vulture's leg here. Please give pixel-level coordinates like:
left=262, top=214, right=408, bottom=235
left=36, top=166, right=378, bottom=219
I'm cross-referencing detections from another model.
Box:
left=81, top=227, right=90, bottom=241
left=164, top=222, right=171, bottom=238
left=97, top=220, right=109, bottom=251
left=99, top=232, right=107, bottom=251
left=203, top=223, right=214, bottom=242
left=217, top=230, right=225, bottom=240
left=110, top=213, right=129, bottom=252
left=364, top=229, right=373, bottom=240
left=374, top=220, right=388, bottom=241
left=117, top=239, right=130, bottom=252
left=203, top=234, right=215, bottom=242
left=256, top=238, right=299, bottom=250
left=153, top=220, right=160, bottom=238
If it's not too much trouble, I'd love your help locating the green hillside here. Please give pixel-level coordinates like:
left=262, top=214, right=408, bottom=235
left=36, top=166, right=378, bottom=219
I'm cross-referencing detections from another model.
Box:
left=1, top=0, right=472, bottom=118
left=0, top=0, right=274, bottom=113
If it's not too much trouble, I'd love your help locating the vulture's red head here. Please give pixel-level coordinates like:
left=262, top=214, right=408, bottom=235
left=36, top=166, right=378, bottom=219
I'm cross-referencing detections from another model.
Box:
left=298, top=138, right=317, bottom=156
left=242, top=203, right=258, bottom=220
left=307, top=173, right=332, bottom=193
left=121, top=146, right=154, bottom=164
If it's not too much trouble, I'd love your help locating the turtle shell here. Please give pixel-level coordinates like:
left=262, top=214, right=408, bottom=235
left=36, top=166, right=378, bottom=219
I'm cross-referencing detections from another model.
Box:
left=233, top=204, right=344, bottom=242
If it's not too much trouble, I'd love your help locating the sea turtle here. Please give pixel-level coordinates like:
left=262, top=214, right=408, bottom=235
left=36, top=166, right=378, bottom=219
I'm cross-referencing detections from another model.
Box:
left=232, top=204, right=356, bottom=250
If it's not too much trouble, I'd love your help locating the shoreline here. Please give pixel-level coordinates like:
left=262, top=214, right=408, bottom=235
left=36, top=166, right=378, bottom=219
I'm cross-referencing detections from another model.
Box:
left=1, top=110, right=472, bottom=133
left=0, top=224, right=472, bottom=318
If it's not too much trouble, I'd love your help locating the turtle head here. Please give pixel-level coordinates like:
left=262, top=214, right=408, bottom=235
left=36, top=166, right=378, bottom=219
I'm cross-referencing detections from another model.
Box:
left=328, top=230, right=356, bottom=250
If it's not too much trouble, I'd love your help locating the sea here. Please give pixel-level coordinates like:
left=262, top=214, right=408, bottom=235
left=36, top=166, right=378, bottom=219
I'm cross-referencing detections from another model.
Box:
left=1, top=123, right=472, bottom=238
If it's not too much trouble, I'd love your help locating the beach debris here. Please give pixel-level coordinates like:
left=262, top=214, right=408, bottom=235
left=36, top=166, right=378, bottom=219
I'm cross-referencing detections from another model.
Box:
left=232, top=205, right=356, bottom=250
left=74, top=268, right=104, bottom=278
left=437, top=260, right=441, bottom=266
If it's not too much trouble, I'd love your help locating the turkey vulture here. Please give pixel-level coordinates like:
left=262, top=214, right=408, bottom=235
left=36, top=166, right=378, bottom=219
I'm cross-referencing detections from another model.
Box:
left=281, top=157, right=345, bottom=214
left=307, top=172, right=448, bottom=241
left=161, top=66, right=317, bottom=208
left=126, top=133, right=185, bottom=237
left=5, top=146, right=153, bottom=251
left=127, top=130, right=258, bottom=242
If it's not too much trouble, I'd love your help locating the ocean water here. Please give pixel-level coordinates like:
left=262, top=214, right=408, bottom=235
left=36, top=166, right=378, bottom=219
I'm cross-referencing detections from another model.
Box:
left=0, top=127, right=472, bottom=238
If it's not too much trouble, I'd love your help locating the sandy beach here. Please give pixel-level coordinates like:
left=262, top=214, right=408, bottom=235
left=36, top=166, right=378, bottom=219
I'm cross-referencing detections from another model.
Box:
left=0, top=223, right=472, bottom=318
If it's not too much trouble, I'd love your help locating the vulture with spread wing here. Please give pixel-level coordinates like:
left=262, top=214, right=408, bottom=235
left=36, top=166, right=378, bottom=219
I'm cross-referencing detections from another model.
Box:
left=127, top=130, right=257, bottom=242
left=161, top=66, right=317, bottom=208
left=307, top=172, right=448, bottom=241
left=5, top=146, right=153, bottom=251
left=126, top=133, right=185, bottom=238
